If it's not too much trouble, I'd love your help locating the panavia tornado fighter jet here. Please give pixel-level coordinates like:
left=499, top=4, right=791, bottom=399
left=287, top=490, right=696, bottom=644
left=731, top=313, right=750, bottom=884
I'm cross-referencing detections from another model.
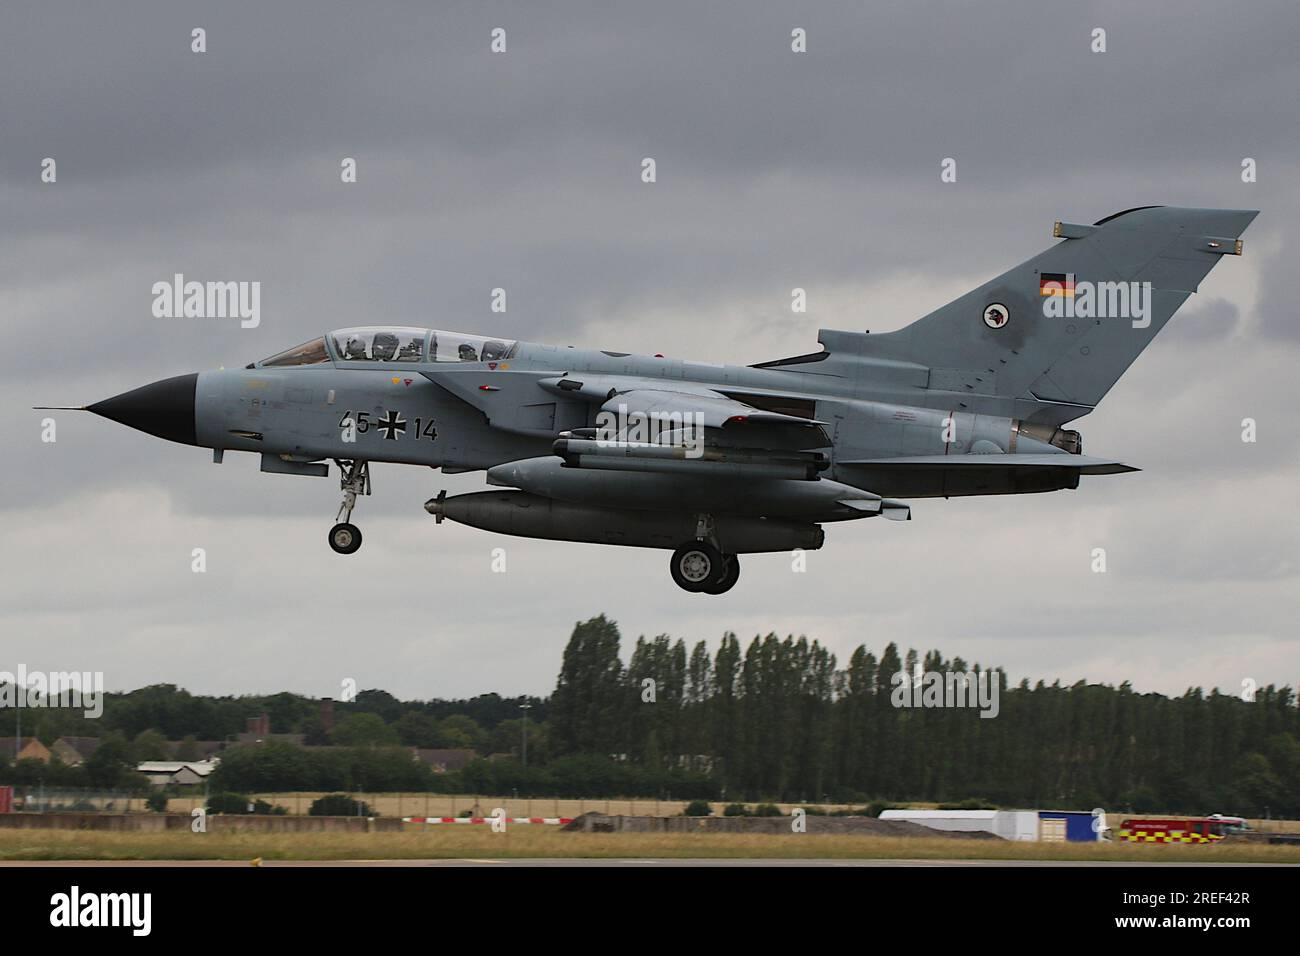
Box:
left=55, top=206, right=1256, bottom=593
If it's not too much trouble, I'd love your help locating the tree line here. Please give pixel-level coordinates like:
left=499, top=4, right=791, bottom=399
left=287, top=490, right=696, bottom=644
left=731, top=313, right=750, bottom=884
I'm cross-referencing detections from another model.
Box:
left=3, top=614, right=1296, bottom=815
left=548, top=616, right=1299, bottom=815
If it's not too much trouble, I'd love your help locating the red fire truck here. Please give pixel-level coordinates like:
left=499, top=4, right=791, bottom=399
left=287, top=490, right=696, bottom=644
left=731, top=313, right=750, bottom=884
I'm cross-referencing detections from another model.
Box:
left=1116, top=817, right=1227, bottom=843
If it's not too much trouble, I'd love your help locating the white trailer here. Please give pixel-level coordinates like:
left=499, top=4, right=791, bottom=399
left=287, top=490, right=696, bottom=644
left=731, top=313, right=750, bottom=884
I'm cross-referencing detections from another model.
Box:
left=879, top=808, right=1039, bottom=841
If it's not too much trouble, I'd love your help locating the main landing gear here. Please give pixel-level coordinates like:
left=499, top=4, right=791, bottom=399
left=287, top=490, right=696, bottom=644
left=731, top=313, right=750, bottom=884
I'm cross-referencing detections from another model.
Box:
left=328, top=459, right=370, bottom=555
left=670, top=515, right=741, bottom=594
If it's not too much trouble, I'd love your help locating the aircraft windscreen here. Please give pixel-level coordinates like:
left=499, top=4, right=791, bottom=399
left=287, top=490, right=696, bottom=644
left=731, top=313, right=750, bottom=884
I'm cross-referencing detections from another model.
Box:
left=259, top=337, right=330, bottom=367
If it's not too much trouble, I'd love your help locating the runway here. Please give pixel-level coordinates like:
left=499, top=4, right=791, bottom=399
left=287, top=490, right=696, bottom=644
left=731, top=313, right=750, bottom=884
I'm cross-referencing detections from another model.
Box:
left=2, top=858, right=1290, bottom=867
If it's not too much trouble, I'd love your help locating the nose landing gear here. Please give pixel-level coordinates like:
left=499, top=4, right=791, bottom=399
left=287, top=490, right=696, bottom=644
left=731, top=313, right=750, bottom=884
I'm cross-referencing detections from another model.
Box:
left=328, top=459, right=370, bottom=555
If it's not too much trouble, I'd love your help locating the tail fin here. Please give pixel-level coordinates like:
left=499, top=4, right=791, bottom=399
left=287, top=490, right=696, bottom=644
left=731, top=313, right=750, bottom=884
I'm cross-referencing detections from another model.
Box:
left=815, top=206, right=1257, bottom=421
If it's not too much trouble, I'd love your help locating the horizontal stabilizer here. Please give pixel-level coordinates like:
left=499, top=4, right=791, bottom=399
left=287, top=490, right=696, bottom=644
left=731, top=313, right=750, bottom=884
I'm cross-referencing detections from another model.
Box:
left=882, top=500, right=912, bottom=521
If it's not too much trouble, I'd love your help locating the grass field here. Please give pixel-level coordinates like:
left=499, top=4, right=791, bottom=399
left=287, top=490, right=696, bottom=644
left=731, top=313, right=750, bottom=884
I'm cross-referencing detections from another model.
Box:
left=2, top=828, right=1299, bottom=863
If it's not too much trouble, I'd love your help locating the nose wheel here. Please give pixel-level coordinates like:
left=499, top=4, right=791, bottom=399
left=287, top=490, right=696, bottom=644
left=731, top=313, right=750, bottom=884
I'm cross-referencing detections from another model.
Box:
left=329, top=522, right=363, bottom=554
left=329, top=459, right=370, bottom=555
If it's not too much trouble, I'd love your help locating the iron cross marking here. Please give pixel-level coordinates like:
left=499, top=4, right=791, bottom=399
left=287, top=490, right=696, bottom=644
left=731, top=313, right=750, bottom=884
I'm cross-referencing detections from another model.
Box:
left=376, top=410, right=407, bottom=440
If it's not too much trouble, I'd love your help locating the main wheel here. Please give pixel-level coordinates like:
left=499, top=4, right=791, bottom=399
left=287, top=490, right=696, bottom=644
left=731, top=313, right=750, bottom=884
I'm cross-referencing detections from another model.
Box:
left=670, top=540, right=724, bottom=592
left=702, top=555, right=740, bottom=594
left=329, top=522, right=363, bottom=554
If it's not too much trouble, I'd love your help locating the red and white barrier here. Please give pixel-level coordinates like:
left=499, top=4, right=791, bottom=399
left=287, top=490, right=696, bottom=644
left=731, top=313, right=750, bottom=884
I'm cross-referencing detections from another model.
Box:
left=402, top=816, right=573, bottom=825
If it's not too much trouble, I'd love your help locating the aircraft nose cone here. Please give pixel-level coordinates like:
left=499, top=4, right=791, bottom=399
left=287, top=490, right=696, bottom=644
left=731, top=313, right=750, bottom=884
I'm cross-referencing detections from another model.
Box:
left=88, top=373, right=199, bottom=446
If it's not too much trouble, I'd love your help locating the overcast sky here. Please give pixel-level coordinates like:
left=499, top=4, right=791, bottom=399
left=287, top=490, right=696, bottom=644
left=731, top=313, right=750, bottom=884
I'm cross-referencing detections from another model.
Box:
left=3, top=1, right=1297, bottom=705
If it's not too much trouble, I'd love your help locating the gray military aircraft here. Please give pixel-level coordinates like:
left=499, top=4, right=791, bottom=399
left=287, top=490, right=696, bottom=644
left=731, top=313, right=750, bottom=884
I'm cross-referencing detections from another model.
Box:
left=51, top=206, right=1256, bottom=593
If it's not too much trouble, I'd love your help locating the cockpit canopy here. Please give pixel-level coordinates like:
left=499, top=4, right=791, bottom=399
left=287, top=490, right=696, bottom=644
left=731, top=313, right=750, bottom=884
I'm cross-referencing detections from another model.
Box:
left=332, top=326, right=429, bottom=362
left=256, top=327, right=518, bottom=367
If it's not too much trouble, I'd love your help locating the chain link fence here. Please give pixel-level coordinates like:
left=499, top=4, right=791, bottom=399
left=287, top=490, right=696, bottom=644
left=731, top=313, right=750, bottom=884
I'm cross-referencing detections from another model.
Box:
left=3, top=789, right=854, bottom=818
left=6, top=787, right=147, bottom=813
left=4, top=787, right=1295, bottom=832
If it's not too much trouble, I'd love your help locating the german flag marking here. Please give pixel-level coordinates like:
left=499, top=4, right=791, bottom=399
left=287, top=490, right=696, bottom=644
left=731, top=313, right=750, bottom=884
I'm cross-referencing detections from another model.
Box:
left=1040, top=272, right=1076, bottom=297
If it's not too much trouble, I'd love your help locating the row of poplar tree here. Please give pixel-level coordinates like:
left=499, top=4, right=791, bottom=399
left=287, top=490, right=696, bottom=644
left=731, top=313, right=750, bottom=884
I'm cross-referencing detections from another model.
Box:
left=548, top=616, right=1300, bottom=814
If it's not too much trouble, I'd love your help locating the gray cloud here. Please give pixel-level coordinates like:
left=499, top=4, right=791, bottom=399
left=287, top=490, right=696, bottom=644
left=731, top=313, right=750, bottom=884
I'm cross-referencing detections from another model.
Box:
left=3, top=0, right=1297, bottom=699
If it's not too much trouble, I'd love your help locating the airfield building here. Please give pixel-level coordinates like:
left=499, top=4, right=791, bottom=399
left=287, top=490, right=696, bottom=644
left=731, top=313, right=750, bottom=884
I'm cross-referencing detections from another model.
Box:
left=878, top=809, right=1100, bottom=842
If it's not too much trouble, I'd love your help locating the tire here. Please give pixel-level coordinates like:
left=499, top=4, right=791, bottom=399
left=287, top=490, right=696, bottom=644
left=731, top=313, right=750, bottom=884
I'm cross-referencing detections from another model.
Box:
left=670, top=540, right=723, bottom=592
left=702, top=555, right=740, bottom=594
left=329, top=522, right=363, bottom=555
